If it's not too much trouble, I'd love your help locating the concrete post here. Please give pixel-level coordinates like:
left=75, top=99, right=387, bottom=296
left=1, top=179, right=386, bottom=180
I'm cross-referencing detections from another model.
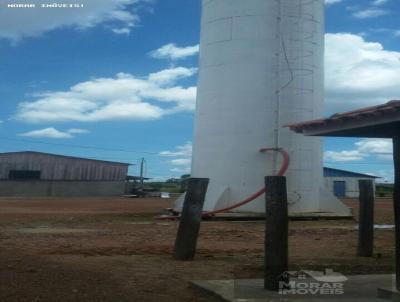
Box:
left=393, top=135, right=400, bottom=290
left=174, top=178, right=209, bottom=261
left=264, top=176, right=289, bottom=291
left=357, top=180, right=374, bottom=257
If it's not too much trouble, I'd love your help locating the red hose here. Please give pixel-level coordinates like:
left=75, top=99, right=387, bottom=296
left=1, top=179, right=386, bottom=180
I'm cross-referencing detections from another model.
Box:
left=156, top=148, right=290, bottom=220
left=202, top=148, right=290, bottom=217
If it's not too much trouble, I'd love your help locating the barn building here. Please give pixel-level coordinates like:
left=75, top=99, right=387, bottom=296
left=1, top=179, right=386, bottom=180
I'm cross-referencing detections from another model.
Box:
left=0, top=151, right=129, bottom=196
left=323, top=167, right=379, bottom=198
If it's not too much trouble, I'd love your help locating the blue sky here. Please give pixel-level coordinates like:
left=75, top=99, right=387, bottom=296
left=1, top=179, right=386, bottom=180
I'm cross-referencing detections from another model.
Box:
left=0, top=0, right=399, bottom=182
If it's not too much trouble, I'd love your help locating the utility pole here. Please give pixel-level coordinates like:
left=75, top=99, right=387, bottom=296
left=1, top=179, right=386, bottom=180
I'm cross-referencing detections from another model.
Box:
left=139, top=157, right=145, bottom=190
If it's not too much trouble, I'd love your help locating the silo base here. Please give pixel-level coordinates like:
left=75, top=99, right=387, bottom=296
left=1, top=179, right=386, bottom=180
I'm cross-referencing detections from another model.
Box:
left=172, top=186, right=352, bottom=218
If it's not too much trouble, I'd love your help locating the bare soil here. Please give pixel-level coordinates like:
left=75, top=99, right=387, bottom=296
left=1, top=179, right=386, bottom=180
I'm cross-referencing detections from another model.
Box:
left=0, top=197, right=395, bottom=302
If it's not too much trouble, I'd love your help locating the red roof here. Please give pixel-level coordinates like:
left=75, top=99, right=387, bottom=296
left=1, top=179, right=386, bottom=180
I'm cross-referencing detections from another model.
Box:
left=286, top=100, right=400, bottom=133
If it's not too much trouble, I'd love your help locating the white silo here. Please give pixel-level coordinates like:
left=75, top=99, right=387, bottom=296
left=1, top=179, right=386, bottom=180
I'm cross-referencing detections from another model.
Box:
left=184, top=0, right=350, bottom=215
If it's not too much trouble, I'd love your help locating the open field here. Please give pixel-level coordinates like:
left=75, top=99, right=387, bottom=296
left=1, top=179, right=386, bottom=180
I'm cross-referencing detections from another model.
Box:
left=0, top=197, right=396, bottom=302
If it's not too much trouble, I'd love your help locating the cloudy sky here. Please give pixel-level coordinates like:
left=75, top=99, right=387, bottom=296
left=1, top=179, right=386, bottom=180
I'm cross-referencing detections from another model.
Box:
left=0, top=0, right=399, bottom=182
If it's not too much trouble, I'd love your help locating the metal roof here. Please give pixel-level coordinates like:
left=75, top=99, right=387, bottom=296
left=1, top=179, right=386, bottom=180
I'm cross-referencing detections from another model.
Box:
left=324, top=167, right=379, bottom=179
left=0, top=151, right=131, bottom=166
left=286, top=100, right=400, bottom=138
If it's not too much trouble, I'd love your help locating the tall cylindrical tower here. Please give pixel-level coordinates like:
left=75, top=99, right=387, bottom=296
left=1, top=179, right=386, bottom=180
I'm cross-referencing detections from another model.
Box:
left=188, top=0, right=349, bottom=215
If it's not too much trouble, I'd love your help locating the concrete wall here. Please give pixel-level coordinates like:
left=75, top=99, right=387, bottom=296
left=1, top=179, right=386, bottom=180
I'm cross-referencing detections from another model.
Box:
left=0, top=180, right=125, bottom=197
left=324, top=177, right=376, bottom=198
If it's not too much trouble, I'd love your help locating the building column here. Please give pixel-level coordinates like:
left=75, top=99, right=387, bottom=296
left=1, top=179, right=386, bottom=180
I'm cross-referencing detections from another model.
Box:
left=393, top=134, right=400, bottom=290
left=357, top=180, right=374, bottom=257
left=264, top=176, right=289, bottom=291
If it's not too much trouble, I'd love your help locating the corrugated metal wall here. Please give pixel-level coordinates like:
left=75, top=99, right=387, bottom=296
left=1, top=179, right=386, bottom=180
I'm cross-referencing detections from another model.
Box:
left=0, top=152, right=128, bottom=181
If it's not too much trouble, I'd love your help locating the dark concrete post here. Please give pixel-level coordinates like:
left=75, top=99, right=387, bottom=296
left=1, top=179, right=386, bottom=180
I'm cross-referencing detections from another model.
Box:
left=393, top=135, right=400, bottom=290
left=264, top=176, right=289, bottom=291
left=357, top=180, right=374, bottom=257
left=174, top=178, right=209, bottom=261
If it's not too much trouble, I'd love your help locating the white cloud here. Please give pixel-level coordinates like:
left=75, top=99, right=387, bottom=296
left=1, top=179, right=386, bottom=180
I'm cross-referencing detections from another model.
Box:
left=170, top=158, right=191, bottom=166
left=148, top=34, right=400, bottom=116
left=159, top=142, right=192, bottom=157
left=325, top=0, right=344, bottom=5
left=324, top=150, right=365, bottom=161
left=355, top=139, right=393, bottom=159
left=369, top=28, right=400, bottom=38
left=148, top=67, right=197, bottom=85
left=13, top=33, right=400, bottom=126
left=18, top=127, right=89, bottom=139
left=160, top=142, right=192, bottom=174
left=112, top=27, right=131, bottom=35
left=372, top=0, right=389, bottom=6
left=170, top=167, right=191, bottom=174
left=353, top=8, right=389, bottom=19
left=355, top=139, right=392, bottom=154
left=325, top=33, right=400, bottom=112
left=67, top=128, right=90, bottom=134
left=0, top=0, right=151, bottom=41
left=14, top=67, right=197, bottom=123
left=149, top=43, right=199, bottom=60
left=324, top=139, right=393, bottom=162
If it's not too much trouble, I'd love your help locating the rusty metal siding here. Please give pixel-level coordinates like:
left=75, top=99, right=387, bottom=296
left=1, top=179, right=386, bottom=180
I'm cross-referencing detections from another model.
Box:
left=0, top=152, right=128, bottom=181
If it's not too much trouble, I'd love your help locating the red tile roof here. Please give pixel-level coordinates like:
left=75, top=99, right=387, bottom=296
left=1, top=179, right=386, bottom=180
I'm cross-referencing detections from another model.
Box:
left=286, top=100, right=400, bottom=133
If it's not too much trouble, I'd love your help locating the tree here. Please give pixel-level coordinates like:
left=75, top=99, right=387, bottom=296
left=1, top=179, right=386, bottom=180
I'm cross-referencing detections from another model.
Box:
left=166, top=178, right=180, bottom=184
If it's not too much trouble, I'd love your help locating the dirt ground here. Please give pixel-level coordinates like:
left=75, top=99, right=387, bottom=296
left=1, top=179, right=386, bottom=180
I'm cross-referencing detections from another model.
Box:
left=0, top=196, right=395, bottom=302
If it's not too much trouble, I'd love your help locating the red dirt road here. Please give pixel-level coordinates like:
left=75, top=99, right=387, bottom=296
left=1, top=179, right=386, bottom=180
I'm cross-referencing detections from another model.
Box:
left=0, top=196, right=172, bottom=214
left=0, top=197, right=396, bottom=302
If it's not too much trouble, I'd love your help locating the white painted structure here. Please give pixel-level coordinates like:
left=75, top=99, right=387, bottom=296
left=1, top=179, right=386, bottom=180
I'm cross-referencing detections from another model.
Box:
left=324, top=167, right=378, bottom=198
left=325, top=178, right=374, bottom=198
left=179, top=0, right=350, bottom=215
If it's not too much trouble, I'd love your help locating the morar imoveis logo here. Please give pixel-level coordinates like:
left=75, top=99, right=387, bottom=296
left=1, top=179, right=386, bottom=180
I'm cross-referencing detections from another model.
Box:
left=279, top=269, right=348, bottom=296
